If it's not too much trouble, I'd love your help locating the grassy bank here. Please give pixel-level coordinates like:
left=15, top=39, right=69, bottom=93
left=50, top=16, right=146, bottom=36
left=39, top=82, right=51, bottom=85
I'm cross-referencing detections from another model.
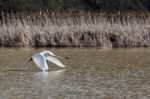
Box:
left=0, top=12, right=150, bottom=47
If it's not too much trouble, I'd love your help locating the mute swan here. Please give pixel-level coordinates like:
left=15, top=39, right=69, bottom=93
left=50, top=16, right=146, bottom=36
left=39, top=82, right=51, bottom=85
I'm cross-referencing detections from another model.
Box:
left=29, top=51, right=67, bottom=71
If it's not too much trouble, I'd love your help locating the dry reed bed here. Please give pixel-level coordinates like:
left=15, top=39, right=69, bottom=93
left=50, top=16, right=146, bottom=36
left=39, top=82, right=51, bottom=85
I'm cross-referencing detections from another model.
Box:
left=0, top=12, right=150, bottom=47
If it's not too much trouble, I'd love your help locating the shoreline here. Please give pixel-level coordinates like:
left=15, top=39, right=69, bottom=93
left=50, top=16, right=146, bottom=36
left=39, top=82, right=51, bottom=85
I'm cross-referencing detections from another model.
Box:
left=0, top=12, right=150, bottom=48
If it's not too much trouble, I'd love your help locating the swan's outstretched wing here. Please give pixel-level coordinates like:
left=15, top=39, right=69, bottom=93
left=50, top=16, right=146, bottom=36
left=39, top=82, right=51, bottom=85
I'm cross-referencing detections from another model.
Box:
left=32, top=53, right=49, bottom=71
left=46, top=56, right=65, bottom=68
left=43, top=51, right=62, bottom=59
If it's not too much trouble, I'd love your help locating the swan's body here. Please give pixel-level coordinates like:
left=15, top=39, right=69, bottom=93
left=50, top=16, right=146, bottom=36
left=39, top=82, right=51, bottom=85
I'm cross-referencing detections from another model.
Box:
left=30, top=51, right=65, bottom=71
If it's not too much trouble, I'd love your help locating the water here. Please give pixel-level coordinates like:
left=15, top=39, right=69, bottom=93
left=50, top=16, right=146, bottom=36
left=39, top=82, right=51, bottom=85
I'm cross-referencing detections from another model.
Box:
left=0, top=48, right=149, bottom=99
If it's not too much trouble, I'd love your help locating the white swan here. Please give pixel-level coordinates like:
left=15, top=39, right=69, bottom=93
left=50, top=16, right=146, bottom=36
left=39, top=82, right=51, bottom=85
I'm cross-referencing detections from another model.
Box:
left=29, top=51, right=67, bottom=71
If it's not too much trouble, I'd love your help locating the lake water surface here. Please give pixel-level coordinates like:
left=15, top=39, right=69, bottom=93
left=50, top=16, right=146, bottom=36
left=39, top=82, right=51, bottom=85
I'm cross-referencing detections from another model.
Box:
left=0, top=48, right=149, bottom=99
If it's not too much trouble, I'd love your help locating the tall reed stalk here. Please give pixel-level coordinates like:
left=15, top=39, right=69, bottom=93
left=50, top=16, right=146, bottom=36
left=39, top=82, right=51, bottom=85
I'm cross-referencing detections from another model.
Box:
left=0, top=12, right=150, bottom=47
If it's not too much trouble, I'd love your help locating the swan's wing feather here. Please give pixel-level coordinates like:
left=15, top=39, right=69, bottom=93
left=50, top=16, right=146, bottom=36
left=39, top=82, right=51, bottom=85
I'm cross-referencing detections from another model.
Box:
left=43, top=51, right=55, bottom=56
left=46, top=56, right=65, bottom=67
left=32, top=53, right=49, bottom=71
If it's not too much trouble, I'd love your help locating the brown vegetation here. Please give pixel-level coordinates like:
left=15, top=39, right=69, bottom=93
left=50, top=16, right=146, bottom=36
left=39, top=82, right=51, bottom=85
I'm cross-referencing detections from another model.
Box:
left=0, top=12, right=150, bottom=47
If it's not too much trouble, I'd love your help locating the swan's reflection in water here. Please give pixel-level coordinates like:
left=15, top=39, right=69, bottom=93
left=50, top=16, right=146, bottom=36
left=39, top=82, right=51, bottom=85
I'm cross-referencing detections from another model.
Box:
left=34, top=70, right=64, bottom=88
left=35, top=70, right=64, bottom=81
left=32, top=70, right=64, bottom=98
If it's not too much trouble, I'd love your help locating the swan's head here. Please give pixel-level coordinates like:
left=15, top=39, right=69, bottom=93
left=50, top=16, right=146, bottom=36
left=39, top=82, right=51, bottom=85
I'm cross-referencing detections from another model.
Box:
left=28, top=58, right=33, bottom=62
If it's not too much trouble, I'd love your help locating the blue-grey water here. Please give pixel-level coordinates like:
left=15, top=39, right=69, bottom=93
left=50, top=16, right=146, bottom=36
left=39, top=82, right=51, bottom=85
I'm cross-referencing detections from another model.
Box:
left=0, top=48, right=149, bottom=99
